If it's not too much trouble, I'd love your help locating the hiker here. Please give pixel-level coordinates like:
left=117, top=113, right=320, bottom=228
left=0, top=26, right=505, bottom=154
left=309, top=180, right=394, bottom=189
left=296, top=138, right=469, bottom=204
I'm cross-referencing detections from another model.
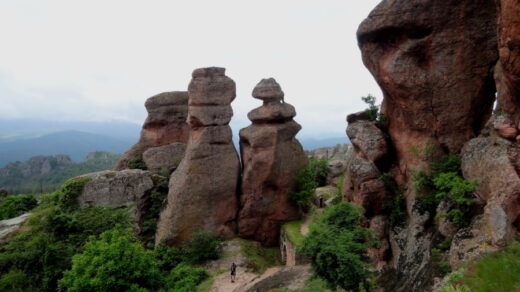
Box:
left=230, top=262, right=237, bottom=283
left=319, top=194, right=324, bottom=208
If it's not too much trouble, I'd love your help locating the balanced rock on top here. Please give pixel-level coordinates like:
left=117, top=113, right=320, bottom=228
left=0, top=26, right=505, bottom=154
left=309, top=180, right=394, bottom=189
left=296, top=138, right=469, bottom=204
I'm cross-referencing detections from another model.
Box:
left=238, top=78, right=307, bottom=247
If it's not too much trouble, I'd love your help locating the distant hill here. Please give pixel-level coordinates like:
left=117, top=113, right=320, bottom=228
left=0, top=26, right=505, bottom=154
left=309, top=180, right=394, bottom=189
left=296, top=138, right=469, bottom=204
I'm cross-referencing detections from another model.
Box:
left=0, top=130, right=133, bottom=167
left=299, top=136, right=350, bottom=150
left=0, top=151, right=121, bottom=195
left=0, top=118, right=140, bottom=142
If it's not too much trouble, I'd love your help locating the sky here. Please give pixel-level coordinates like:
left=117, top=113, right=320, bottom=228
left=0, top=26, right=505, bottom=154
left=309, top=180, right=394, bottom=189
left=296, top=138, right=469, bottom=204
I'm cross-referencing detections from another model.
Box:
left=0, top=0, right=382, bottom=139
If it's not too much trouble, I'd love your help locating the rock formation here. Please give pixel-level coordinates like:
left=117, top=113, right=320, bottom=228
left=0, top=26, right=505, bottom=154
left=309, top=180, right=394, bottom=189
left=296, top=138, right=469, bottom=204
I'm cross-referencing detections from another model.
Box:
left=76, top=169, right=157, bottom=233
left=354, top=0, right=499, bottom=290
left=116, top=91, right=189, bottom=171
left=155, top=67, right=240, bottom=246
left=142, top=142, right=186, bottom=174
left=237, top=78, right=307, bottom=247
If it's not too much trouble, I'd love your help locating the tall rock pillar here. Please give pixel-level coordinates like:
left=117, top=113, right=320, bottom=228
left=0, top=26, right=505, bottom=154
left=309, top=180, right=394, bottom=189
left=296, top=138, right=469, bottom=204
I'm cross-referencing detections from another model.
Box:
left=155, top=67, right=240, bottom=246
left=238, top=78, right=307, bottom=247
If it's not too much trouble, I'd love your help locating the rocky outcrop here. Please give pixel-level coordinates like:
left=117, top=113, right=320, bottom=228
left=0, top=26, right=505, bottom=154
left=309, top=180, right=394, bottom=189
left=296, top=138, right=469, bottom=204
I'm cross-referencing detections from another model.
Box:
left=354, top=0, right=499, bottom=290
left=116, top=91, right=189, bottom=171
left=142, top=142, right=186, bottom=174
left=0, top=213, right=31, bottom=245
left=0, top=155, right=72, bottom=177
left=495, top=0, right=520, bottom=126
left=357, top=0, right=497, bottom=172
left=76, top=169, right=157, bottom=232
left=237, top=78, right=307, bottom=247
left=155, top=67, right=240, bottom=246
left=307, top=144, right=352, bottom=161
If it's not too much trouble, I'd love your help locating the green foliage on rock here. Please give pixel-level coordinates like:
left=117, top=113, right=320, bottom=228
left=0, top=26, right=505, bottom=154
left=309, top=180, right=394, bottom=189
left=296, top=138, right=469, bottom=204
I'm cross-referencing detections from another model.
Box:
left=290, top=158, right=330, bottom=208
left=412, top=153, right=477, bottom=228
left=0, top=194, right=38, bottom=220
left=380, top=173, right=406, bottom=226
left=239, top=239, right=282, bottom=273
left=128, top=157, right=148, bottom=170
left=298, top=202, right=376, bottom=291
left=54, top=177, right=91, bottom=211
left=440, top=242, right=520, bottom=292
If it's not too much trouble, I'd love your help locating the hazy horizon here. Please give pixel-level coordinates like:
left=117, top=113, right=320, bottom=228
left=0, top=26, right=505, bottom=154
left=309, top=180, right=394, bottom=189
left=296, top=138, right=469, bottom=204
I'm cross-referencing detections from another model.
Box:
left=0, top=1, right=382, bottom=139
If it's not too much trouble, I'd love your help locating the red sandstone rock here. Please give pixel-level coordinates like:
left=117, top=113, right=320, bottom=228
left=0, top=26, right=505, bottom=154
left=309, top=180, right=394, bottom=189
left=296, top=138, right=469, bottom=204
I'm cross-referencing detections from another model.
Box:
left=357, top=0, right=498, bottom=174
left=116, top=91, right=189, bottom=171
left=494, top=122, right=518, bottom=139
left=347, top=120, right=388, bottom=164
left=155, top=68, right=240, bottom=246
left=238, top=78, right=307, bottom=247
left=495, top=0, right=520, bottom=125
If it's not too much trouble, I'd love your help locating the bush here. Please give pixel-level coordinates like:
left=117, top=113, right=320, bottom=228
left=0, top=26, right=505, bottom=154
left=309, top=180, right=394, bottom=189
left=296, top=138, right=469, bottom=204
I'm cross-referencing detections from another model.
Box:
left=298, top=202, right=376, bottom=291
left=58, top=229, right=161, bottom=292
left=0, top=205, right=130, bottom=291
left=128, top=157, right=147, bottom=170
left=54, top=177, right=91, bottom=211
left=290, top=158, right=330, bottom=208
left=153, top=231, right=220, bottom=268
left=413, top=154, right=477, bottom=228
left=164, top=263, right=207, bottom=292
left=0, top=194, right=38, bottom=220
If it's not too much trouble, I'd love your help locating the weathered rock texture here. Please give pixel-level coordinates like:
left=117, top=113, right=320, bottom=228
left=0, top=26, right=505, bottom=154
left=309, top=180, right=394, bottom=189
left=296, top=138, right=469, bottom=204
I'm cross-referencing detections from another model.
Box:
left=142, top=142, right=186, bottom=173
left=155, top=67, right=240, bottom=246
left=495, top=0, right=520, bottom=125
left=76, top=169, right=156, bottom=232
left=116, top=91, right=189, bottom=171
left=238, top=78, right=307, bottom=247
left=355, top=0, right=499, bottom=290
left=0, top=213, right=31, bottom=246
left=358, top=0, right=497, bottom=172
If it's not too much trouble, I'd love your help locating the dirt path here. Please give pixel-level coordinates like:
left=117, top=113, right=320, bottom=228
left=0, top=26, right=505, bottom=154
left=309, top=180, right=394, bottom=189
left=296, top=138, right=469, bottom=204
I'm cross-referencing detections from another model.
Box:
left=210, top=266, right=281, bottom=292
left=301, top=208, right=323, bottom=236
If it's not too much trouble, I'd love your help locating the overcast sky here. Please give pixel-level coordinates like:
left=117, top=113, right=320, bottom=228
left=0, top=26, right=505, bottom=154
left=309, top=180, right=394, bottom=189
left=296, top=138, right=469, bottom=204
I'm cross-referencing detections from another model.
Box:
left=0, top=0, right=382, bottom=138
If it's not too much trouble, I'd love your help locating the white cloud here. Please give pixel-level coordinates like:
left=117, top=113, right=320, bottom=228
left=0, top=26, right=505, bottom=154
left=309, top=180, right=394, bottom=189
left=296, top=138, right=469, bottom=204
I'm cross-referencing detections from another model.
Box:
left=0, top=0, right=382, bottom=138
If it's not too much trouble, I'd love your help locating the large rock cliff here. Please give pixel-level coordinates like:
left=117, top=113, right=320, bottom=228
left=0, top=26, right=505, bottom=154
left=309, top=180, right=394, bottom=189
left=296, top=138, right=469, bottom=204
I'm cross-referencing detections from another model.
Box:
left=155, top=67, right=240, bottom=246
left=238, top=78, right=307, bottom=247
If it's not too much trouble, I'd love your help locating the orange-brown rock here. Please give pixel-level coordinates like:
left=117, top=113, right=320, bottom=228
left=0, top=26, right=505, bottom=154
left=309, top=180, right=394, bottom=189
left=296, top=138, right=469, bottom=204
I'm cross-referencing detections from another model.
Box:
left=495, top=0, right=520, bottom=125
left=155, top=68, right=240, bottom=246
left=116, top=91, right=189, bottom=171
left=238, top=78, right=307, bottom=247
left=357, top=0, right=498, bottom=173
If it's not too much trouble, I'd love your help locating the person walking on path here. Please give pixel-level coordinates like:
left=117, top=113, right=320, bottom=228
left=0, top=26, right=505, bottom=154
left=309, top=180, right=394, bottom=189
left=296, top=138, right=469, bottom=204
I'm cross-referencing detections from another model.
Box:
left=230, top=262, right=237, bottom=283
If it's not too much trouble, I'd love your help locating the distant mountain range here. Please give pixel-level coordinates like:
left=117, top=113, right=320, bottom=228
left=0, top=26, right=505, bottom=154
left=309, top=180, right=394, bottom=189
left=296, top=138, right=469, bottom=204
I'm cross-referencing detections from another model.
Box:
left=0, top=151, right=121, bottom=195
left=0, top=118, right=350, bottom=167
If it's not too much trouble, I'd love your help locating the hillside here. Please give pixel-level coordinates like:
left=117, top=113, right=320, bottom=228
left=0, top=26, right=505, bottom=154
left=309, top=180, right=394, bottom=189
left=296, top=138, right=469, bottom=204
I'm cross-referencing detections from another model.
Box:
left=0, top=131, right=132, bottom=167
left=0, top=151, right=120, bottom=194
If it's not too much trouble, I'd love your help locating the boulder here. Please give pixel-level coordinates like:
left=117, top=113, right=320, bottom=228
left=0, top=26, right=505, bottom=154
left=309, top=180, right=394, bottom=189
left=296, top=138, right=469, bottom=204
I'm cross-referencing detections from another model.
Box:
left=155, top=67, right=240, bottom=246
left=0, top=213, right=31, bottom=246
left=142, top=142, right=186, bottom=173
left=326, top=159, right=348, bottom=186
left=238, top=78, right=307, bottom=247
left=307, top=144, right=353, bottom=161
left=342, top=154, right=388, bottom=218
left=116, top=91, right=189, bottom=171
left=347, top=120, right=388, bottom=164
left=76, top=169, right=156, bottom=232
left=461, top=135, right=520, bottom=246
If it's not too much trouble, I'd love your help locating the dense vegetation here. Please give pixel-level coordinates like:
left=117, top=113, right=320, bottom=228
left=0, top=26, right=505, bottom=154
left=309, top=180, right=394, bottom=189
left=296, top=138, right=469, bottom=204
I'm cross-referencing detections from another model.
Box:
left=290, top=158, right=330, bottom=208
left=412, top=150, right=477, bottom=228
left=0, top=177, right=219, bottom=292
left=0, top=152, right=120, bottom=195
left=0, top=194, right=38, bottom=220
left=298, top=202, right=376, bottom=291
left=440, top=241, right=520, bottom=292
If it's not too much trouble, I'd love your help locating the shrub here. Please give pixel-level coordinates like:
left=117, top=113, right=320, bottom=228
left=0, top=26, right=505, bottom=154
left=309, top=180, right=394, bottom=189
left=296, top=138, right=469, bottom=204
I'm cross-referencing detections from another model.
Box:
left=412, top=154, right=477, bottom=228
left=164, top=263, right=207, bottom=292
left=128, top=157, right=147, bottom=170
left=58, top=229, right=161, bottom=292
left=54, top=177, right=91, bottom=211
left=0, top=194, right=38, bottom=220
left=290, top=158, right=330, bottom=208
left=298, top=202, right=376, bottom=291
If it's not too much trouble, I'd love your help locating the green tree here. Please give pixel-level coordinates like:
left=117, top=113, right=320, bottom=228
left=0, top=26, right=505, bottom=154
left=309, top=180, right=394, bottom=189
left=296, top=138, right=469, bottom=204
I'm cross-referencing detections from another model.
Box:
left=298, top=202, right=376, bottom=291
left=0, top=194, right=38, bottom=220
left=58, top=229, right=161, bottom=292
left=290, top=158, right=330, bottom=207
